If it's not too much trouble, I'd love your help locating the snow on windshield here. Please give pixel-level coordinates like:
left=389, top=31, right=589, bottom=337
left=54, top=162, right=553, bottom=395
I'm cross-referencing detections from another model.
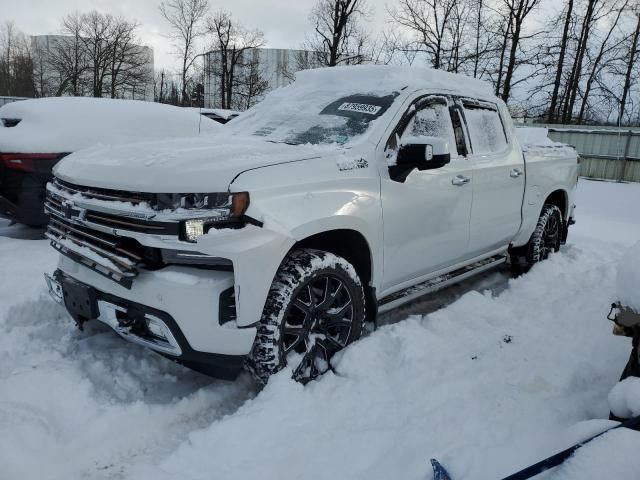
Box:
left=229, top=89, right=398, bottom=146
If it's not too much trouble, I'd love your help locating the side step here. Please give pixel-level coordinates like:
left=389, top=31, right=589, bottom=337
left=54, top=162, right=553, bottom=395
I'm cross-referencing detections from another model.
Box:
left=378, top=255, right=507, bottom=314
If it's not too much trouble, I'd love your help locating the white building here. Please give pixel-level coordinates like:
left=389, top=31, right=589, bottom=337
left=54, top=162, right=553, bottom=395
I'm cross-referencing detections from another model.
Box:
left=31, top=35, right=154, bottom=101
left=204, top=48, right=320, bottom=110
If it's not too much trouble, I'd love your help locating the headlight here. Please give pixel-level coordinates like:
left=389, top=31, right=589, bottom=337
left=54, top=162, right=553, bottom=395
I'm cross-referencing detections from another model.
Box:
left=180, top=192, right=250, bottom=242
left=154, top=192, right=231, bottom=211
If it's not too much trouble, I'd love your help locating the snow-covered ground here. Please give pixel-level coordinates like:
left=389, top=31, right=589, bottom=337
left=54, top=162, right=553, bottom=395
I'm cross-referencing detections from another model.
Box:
left=1, top=178, right=639, bottom=480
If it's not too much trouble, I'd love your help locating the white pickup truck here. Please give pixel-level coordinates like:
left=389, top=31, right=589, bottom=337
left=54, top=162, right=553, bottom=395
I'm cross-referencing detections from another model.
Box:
left=44, top=66, right=578, bottom=383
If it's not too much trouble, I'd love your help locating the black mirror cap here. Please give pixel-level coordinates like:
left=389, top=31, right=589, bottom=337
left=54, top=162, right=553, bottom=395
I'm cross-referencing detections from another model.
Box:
left=396, top=143, right=451, bottom=171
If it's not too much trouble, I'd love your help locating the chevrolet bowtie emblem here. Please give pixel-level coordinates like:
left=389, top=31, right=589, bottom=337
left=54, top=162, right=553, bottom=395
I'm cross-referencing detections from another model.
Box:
left=61, top=201, right=74, bottom=219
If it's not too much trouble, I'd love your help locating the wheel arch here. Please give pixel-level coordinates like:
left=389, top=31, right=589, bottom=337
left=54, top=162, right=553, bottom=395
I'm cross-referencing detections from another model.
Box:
left=291, top=229, right=373, bottom=287
left=543, top=189, right=568, bottom=222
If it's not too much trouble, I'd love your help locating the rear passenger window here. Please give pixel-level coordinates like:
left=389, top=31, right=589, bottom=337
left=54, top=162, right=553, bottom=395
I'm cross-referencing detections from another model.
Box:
left=462, top=104, right=508, bottom=154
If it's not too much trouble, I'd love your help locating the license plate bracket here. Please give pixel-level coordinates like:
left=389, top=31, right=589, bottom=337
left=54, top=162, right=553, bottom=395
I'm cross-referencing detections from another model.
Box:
left=62, top=277, right=99, bottom=329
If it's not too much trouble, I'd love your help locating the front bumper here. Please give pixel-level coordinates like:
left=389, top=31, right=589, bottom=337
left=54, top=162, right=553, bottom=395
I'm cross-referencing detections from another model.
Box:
left=48, top=257, right=257, bottom=380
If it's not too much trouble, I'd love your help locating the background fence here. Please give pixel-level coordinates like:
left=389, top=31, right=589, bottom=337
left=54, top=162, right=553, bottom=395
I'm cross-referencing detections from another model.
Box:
left=539, top=124, right=640, bottom=182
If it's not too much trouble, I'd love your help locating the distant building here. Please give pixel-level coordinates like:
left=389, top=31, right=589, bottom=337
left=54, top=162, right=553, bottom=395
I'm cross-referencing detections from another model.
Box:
left=204, top=48, right=321, bottom=110
left=30, top=35, right=154, bottom=101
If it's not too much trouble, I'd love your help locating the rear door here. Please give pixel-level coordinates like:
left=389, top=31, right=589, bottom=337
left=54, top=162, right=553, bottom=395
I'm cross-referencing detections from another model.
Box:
left=380, top=95, right=474, bottom=292
left=459, top=98, right=524, bottom=257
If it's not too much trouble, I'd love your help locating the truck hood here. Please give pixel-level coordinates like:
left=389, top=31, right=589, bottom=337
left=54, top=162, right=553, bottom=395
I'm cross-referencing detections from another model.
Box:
left=53, top=135, right=324, bottom=192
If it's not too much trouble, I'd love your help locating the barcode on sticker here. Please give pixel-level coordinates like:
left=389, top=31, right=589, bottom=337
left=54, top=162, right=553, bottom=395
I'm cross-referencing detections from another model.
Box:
left=337, top=102, right=382, bottom=115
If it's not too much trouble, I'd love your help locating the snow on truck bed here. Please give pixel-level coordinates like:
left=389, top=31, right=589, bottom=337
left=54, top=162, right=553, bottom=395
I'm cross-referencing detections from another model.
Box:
left=0, top=97, right=219, bottom=153
left=1, top=179, right=640, bottom=480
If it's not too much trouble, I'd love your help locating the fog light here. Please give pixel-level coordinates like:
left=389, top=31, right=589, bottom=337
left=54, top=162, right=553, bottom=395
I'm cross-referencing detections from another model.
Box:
left=183, top=219, right=206, bottom=241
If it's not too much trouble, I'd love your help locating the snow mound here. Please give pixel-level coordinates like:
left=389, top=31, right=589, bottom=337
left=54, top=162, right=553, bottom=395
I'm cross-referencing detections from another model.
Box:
left=553, top=428, right=640, bottom=480
left=609, top=377, right=640, bottom=418
left=616, top=241, right=640, bottom=311
left=296, top=65, right=494, bottom=99
left=515, top=127, right=555, bottom=146
left=0, top=97, right=219, bottom=153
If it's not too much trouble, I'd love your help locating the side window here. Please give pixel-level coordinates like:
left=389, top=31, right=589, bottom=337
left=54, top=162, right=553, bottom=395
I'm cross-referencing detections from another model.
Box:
left=401, top=100, right=459, bottom=158
left=462, top=103, right=508, bottom=154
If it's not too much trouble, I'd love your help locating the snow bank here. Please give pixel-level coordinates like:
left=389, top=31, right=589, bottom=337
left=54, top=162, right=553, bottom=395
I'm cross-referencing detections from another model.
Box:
left=1, top=179, right=639, bottom=480
left=515, top=127, right=555, bottom=146
left=609, top=377, right=640, bottom=418
left=616, top=241, right=640, bottom=311
left=0, top=97, right=219, bottom=153
left=553, top=428, right=640, bottom=480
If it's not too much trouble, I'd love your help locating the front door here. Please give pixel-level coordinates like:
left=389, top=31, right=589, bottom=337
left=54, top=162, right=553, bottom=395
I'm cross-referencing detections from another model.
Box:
left=380, top=95, right=473, bottom=293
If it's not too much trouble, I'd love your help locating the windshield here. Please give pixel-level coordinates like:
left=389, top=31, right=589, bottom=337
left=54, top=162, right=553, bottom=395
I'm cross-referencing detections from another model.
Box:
left=229, top=90, right=399, bottom=146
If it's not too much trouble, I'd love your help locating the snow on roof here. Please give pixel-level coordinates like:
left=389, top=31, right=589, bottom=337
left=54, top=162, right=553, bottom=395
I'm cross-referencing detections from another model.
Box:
left=0, top=97, right=219, bottom=153
left=295, top=65, right=496, bottom=99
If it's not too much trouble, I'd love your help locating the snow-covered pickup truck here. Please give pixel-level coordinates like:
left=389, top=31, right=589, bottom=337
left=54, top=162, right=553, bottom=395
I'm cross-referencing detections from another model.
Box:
left=44, top=66, right=578, bottom=383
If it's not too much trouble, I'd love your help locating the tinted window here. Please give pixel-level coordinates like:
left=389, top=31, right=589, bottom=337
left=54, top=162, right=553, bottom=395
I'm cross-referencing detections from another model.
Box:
left=462, top=105, right=507, bottom=154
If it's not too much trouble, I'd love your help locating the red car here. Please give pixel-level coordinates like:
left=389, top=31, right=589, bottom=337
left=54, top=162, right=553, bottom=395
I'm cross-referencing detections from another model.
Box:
left=0, top=97, right=220, bottom=226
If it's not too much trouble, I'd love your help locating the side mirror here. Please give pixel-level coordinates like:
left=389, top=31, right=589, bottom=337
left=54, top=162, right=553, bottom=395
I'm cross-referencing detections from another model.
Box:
left=396, top=136, right=451, bottom=171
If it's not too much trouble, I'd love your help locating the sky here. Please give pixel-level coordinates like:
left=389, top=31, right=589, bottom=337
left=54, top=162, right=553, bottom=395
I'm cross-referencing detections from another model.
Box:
left=5, top=0, right=389, bottom=71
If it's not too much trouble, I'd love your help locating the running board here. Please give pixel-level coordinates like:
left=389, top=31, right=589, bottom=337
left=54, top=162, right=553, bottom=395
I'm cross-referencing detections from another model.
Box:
left=378, top=255, right=507, bottom=314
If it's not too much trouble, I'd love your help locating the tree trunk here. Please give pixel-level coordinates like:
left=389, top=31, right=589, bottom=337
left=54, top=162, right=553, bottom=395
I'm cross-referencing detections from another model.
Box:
left=562, top=0, right=596, bottom=123
left=495, top=13, right=512, bottom=96
left=619, top=13, right=640, bottom=126
left=501, top=15, right=521, bottom=102
left=473, top=0, right=483, bottom=78
left=578, top=2, right=626, bottom=124
left=548, top=0, right=573, bottom=122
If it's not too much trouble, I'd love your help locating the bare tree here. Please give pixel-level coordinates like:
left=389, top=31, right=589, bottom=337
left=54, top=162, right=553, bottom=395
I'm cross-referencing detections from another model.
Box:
left=79, top=11, right=115, bottom=98
left=618, top=9, right=640, bottom=124
left=547, top=0, right=574, bottom=121
left=234, top=49, right=270, bottom=110
left=107, top=19, right=152, bottom=99
left=46, top=13, right=89, bottom=96
left=206, top=10, right=265, bottom=109
left=497, top=0, right=543, bottom=102
left=390, top=0, right=459, bottom=70
left=159, top=0, right=209, bottom=105
left=577, top=0, right=628, bottom=123
left=0, top=21, right=35, bottom=97
left=306, top=0, right=371, bottom=66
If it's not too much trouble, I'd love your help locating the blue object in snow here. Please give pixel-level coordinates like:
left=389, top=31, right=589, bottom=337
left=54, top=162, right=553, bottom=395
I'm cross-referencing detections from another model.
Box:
left=430, top=459, right=453, bottom=480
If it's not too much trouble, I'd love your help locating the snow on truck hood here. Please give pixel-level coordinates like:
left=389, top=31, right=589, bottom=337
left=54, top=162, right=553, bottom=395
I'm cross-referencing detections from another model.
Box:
left=53, top=135, right=323, bottom=192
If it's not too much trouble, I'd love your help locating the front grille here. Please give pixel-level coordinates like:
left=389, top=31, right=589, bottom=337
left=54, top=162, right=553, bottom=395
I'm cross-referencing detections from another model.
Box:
left=54, top=178, right=153, bottom=205
left=46, top=180, right=179, bottom=235
left=44, top=179, right=179, bottom=288
left=47, top=215, right=141, bottom=288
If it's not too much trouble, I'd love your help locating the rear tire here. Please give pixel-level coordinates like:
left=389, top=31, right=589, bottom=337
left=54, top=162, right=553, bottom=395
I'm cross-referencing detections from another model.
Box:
left=247, top=248, right=366, bottom=384
left=511, top=204, right=563, bottom=272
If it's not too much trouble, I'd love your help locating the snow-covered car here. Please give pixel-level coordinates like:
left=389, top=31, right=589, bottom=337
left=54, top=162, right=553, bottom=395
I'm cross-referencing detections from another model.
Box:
left=0, top=97, right=220, bottom=226
left=189, top=107, right=240, bottom=124
left=44, top=65, right=579, bottom=383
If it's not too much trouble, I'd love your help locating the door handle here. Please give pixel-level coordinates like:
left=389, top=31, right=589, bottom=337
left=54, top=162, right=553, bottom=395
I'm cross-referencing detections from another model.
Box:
left=510, top=168, right=524, bottom=178
left=451, top=175, right=471, bottom=186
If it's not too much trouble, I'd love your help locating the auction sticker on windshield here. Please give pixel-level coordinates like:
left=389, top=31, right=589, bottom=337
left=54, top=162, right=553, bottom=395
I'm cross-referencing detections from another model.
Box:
left=337, top=103, right=382, bottom=115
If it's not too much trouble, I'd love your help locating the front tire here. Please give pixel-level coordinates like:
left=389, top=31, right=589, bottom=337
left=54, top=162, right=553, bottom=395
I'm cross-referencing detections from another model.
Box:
left=511, top=204, right=563, bottom=272
left=248, top=249, right=366, bottom=384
